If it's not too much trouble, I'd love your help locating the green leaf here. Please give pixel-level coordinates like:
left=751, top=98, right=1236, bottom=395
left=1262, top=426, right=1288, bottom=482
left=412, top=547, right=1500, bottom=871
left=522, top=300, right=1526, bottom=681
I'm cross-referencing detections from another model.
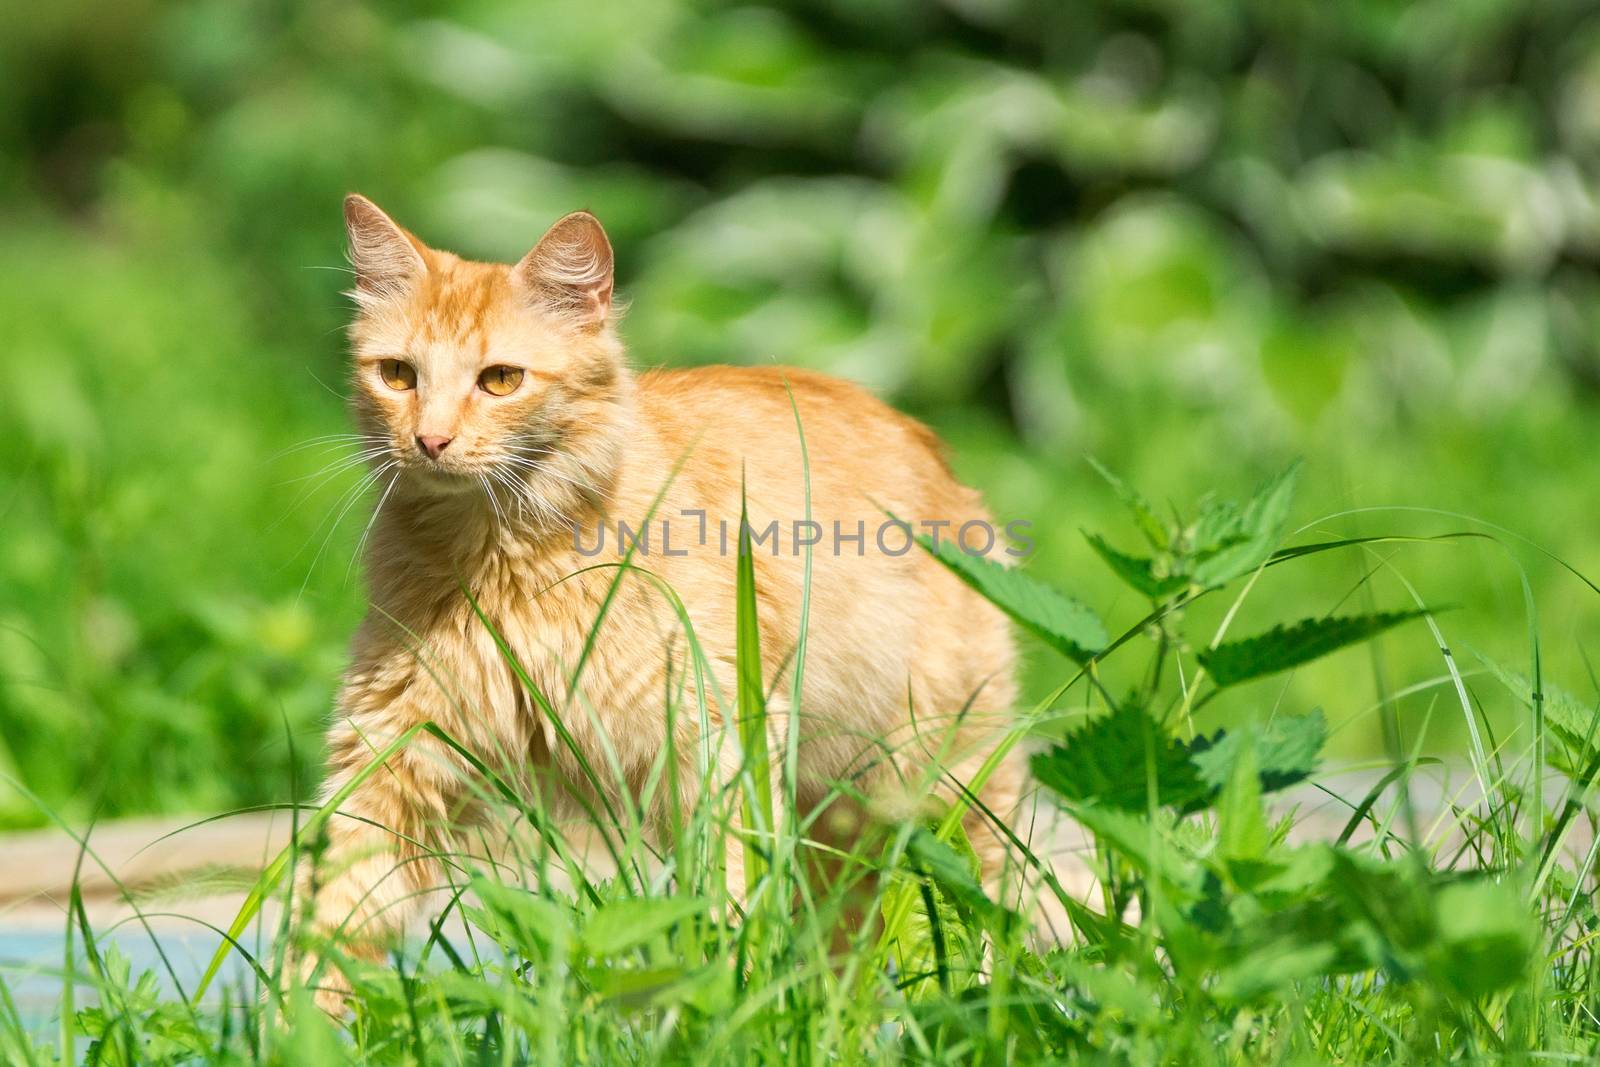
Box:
left=1199, top=611, right=1426, bottom=687
left=1067, top=803, right=1206, bottom=905
left=280, top=987, right=347, bottom=1063
left=584, top=896, right=709, bottom=957
left=1245, top=841, right=1338, bottom=898
left=1031, top=704, right=1206, bottom=811
left=1212, top=850, right=1397, bottom=1000
left=921, top=536, right=1106, bottom=662
left=906, top=826, right=1014, bottom=930
left=590, top=964, right=725, bottom=1011
left=1216, top=735, right=1267, bottom=861
left=1087, top=457, right=1169, bottom=549
left=906, top=827, right=981, bottom=903
left=1188, top=710, right=1327, bottom=795
left=470, top=876, right=574, bottom=962
left=1191, top=462, right=1301, bottom=587
left=905, top=983, right=1083, bottom=1061
left=1214, top=941, right=1341, bottom=1002
left=1473, top=651, right=1600, bottom=774
left=1084, top=532, right=1187, bottom=600
left=1431, top=879, right=1535, bottom=998
left=1191, top=498, right=1242, bottom=558
left=886, top=822, right=989, bottom=996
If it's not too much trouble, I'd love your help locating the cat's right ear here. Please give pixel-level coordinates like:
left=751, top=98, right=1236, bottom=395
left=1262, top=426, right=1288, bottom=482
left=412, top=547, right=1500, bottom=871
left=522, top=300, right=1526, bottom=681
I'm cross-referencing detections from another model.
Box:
left=344, top=194, right=428, bottom=303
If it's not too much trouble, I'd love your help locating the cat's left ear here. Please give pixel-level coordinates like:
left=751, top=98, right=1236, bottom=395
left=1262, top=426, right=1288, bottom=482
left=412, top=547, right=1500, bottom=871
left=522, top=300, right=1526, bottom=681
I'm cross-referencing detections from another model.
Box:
left=513, top=211, right=614, bottom=329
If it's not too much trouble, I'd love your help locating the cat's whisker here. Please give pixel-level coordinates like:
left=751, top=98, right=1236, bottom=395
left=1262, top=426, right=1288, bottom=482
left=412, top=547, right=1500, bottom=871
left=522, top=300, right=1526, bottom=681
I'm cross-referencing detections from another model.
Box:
left=502, top=442, right=606, bottom=498
left=501, top=479, right=538, bottom=528
left=299, top=460, right=397, bottom=597
left=348, top=466, right=402, bottom=585
left=270, top=433, right=386, bottom=461
left=273, top=453, right=395, bottom=523
left=489, top=469, right=530, bottom=525
left=495, top=467, right=564, bottom=529
left=278, top=447, right=393, bottom=488
left=265, top=449, right=396, bottom=536
left=505, top=444, right=565, bottom=465
left=493, top=463, right=591, bottom=527
left=499, top=469, right=531, bottom=514
left=498, top=456, right=597, bottom=496
left=501, top=476, right=525, bottom=522
left=516, top=478, right=563, bottom=529
left=538, top=488, right=569, bottom=528
left=479, top=472, right=509, bottom=530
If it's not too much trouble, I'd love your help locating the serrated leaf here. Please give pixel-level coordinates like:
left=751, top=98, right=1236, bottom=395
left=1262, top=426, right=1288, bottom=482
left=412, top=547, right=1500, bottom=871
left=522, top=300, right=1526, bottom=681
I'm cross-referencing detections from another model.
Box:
left=1473, top=651, right=1600, bottom=774
left=921, top=536, right=1106, bottom=661
left=1087, top=457, right=1169, bottom=549
left=1191, top=497, right=1242, bottom=557
left=1191, top=462, right=1301, bottom=587
left=1084, top=532, right=1187, bottom=600
left=1198, top=611, right=1425, bottom=687
left=1188, top=710, right=1327, bottom=795
left=1247, top=841, right=1337, bottom=898
left=887, top=822, right=989, bottom=996
left=1031, top=703, right=1206, bottom=811
left=1213, top=851, right=1400, bottom=1001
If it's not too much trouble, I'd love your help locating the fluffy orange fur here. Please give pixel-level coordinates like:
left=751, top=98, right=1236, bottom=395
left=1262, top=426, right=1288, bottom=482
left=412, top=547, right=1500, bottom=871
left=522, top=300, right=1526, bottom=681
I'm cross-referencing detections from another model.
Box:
left=300, top=194, right=1022, bottom=1006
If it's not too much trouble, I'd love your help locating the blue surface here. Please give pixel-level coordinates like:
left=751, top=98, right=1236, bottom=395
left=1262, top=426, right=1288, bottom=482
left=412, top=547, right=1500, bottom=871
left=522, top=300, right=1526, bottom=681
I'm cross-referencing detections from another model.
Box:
left=1, top=924, right=261, bottom=1033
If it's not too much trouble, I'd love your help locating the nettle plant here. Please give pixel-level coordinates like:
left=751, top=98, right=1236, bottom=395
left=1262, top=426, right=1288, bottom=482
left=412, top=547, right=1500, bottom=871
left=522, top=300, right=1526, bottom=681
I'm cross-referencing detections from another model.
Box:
left=901, top=462, right=1574, bottom=1056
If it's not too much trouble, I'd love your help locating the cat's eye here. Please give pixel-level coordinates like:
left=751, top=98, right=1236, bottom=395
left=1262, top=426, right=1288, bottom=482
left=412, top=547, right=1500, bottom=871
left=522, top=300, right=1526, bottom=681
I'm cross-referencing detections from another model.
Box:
left=478, top=365, right=524, bottom=397
left=379, top=359, right=416, bottom=391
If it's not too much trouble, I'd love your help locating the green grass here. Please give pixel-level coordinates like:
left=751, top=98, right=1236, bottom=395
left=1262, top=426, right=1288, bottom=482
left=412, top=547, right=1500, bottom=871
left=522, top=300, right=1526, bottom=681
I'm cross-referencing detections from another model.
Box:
left=4, top=465, right=1600, bottom=1064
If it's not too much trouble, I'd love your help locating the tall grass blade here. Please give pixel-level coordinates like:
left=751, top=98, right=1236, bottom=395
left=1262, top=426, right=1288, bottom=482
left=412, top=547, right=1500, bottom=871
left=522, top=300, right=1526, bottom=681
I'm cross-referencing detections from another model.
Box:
left=735, top=476, right=773, bottom=900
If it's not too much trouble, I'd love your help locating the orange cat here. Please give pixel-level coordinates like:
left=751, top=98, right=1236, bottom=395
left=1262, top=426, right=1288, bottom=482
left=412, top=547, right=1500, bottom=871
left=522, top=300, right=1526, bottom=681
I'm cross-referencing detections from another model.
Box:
left=299, top=194, right=1022, bottom=1005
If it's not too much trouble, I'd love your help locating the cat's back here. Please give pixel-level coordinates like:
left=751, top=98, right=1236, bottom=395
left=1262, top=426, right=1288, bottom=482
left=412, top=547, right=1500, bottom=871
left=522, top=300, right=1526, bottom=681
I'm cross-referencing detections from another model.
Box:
left=633, top=364, right=972, bottom=516
left=629, top=362, right=1017, bottom=796
left=636, top=364, right=921, bottom=441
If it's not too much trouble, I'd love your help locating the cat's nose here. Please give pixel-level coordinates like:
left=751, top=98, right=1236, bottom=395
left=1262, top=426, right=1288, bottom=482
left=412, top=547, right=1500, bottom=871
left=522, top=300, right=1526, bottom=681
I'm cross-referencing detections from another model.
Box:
left=416, top=435, right=453, bottom=459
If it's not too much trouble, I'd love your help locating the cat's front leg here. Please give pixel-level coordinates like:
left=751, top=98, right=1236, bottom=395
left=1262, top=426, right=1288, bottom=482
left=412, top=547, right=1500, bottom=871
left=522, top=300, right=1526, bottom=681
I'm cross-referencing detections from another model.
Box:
left=292, top=716, right=459, bottom=1014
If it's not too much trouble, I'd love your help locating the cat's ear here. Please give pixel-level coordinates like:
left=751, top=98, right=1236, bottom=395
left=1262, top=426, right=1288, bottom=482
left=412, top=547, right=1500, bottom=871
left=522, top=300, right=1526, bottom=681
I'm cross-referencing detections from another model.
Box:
left=344, top=194, right=428, bottom=302
left=512, top=211, right=614, bottom=329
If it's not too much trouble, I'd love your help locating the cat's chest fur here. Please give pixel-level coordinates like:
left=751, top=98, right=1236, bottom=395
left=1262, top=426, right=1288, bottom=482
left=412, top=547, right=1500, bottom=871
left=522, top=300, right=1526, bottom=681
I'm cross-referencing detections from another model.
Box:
left=359, top=503, right=689, bottom=780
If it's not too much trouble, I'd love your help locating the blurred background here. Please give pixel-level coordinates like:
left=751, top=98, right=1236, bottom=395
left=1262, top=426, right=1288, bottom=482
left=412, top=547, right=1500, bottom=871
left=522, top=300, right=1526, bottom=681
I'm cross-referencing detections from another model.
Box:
left=4, top=0, right=1600, bottom=827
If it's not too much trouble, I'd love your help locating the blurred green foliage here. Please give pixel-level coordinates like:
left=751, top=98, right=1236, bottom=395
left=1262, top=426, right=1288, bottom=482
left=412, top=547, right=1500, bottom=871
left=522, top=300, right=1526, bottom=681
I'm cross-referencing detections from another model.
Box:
left=5, top=0, right=1600, bottom=825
